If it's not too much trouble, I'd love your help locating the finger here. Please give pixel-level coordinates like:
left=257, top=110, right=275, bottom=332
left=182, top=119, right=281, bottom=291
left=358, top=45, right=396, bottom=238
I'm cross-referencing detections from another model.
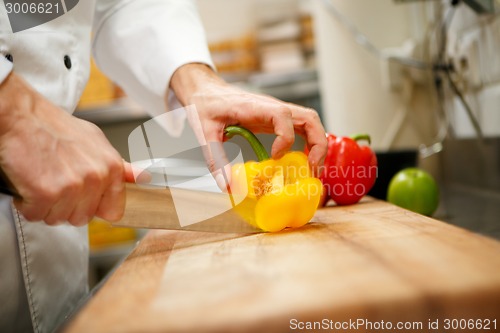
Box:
left=13, top=181, right=62, bottom=222
left=95, top=179, right=126, bottom=222
left=123, top=161, right=135, bottom=183
left=42, top=173, right=89, bottom=225
left=202, top=123, right=232, bottom=191
left=67, top=175, right=104, bottom=227
left=44, top=192, right=80, bottom=226
left=269, top=108, right=295, bottom=159
left=13, top=197, right=51, bottom=222
left=233, top=99, right=295, bottom=159
left=68, top=193, right=100, bottom=227
left=289, top=105, right=328, bottom=173
left=94, top=163, right=126, bottom=222
left=124, top=161, right=152, bottom=184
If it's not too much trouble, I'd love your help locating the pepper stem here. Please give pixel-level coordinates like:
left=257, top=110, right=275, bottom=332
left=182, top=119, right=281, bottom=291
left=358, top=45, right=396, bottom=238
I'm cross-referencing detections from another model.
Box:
left=350, top=134, right=371, bottom=145
left=224, top=126, right=270, bottom=162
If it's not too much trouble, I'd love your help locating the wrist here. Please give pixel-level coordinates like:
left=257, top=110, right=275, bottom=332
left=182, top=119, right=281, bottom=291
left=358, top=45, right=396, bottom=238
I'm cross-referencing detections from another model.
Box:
left=169, top=63, right=225, bottom=106
left=0, top=73, right=49, bottom=138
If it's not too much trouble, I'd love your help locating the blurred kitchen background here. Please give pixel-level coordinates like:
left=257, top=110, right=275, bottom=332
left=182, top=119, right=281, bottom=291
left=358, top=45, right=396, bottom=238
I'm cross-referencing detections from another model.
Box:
left=76, top=0, right=500, bottom=286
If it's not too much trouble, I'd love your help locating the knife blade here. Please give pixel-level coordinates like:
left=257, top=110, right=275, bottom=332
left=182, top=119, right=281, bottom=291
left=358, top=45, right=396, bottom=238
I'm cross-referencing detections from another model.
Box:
left=123, top=108, right=256, bottom=233
left=113, top=183, right=260, bottom=233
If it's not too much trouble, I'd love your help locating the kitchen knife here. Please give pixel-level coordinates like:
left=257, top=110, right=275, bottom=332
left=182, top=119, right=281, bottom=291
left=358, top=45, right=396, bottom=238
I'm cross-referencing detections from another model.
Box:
left=113, top=183, right=260, bottom=233
left=121, top=107, right=258, bottom=233
left=0, top=167, right=259, bottom=233
left=0, top=106, right=259, bottom=233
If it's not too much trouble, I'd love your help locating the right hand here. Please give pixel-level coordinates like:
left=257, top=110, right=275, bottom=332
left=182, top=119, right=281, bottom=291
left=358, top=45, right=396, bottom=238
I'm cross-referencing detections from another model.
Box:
left=169, top=64, right=328, bottom=188
left=0, top=72, right=131, bottom=226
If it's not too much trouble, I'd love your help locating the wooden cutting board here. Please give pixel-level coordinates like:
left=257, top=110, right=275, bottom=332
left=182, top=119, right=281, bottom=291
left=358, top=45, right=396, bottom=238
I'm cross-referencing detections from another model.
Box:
left=64, top=198, right=500, bottom=333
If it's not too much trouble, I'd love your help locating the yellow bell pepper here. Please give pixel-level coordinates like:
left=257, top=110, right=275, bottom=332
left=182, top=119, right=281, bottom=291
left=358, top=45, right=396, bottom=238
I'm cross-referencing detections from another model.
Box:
left=225, top=126, right=323, bottom=232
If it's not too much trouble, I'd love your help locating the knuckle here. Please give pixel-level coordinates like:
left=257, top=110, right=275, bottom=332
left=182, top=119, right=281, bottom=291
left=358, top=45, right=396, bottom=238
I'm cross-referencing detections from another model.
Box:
left=297, top=106, right=320, bottom=122
left=280, top=131, right=295, bottom=143
left=277, top=105, right=292, bottom=118
left=85, top=157, right=121, bottom=188
left=104, top=154, right=124, bottom=178
left=84, top=170, right=102, bottom=187
left=33, top=186, right=59, bottom=206
left=308, top=110, right=320, bottom=121
left=109, top=156, right=123, bottom=173
left=64, top=176, right=84, bottom=195
left=20, top=209, right=43, bottom=222
left=46, top=180, right=83, bottom=205
left=85, top=121, right=104, bottom=136
left=86, top=163, right=109, bottom=185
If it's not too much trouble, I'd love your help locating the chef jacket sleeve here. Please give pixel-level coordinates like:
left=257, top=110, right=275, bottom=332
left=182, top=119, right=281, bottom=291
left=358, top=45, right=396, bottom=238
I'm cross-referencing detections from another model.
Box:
left=92, top=0, right=215, bottom=117
left=0, top=56, right=13, bottom=85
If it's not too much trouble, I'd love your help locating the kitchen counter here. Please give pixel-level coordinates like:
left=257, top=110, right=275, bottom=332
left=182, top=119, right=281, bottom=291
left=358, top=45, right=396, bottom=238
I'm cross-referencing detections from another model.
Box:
left=63, top=197, right=500, bottom=333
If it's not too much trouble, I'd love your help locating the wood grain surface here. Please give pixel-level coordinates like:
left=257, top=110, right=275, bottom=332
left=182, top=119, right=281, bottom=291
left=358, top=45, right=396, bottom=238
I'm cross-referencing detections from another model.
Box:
left=64, top=198, right=500, bottom=333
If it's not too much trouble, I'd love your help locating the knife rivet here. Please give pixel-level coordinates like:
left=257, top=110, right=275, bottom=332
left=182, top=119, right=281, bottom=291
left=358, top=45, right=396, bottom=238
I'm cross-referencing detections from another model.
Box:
left=64, top=55, right=72, bottom=70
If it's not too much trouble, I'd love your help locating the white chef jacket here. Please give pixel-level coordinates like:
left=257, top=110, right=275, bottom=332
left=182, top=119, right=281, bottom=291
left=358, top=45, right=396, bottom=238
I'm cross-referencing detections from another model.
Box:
left=0, top=1, right=213, bottom=332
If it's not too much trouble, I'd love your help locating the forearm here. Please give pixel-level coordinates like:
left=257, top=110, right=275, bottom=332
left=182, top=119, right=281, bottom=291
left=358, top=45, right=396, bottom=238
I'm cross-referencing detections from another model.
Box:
left=0, top=72, right=32, bottom=137
left=0, top=70, right=128, bottom=225
left=0, top=71, right=66, bottom=139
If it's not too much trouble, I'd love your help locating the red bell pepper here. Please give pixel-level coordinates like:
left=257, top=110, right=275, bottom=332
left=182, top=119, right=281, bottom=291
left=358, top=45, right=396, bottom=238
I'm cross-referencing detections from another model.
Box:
left=315, top=133, right=378, bottom=206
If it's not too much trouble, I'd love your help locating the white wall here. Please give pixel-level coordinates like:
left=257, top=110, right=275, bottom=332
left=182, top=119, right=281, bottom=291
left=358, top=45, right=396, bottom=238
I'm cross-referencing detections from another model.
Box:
left=313, top=0, right=440, bottom=151
left=195, top=0, right=257, bottom=43
left=196, top=0, right=465, bottom=152
left=196, top=0, right=305, bottom=43
left=446, top=3, right=500, bottom=138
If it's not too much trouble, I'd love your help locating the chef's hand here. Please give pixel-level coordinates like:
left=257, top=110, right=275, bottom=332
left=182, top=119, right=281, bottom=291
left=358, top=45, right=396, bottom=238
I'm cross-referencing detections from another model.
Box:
left=169, top=63, right=327, bottom=188
left=0, top=72, right=133, bottom=226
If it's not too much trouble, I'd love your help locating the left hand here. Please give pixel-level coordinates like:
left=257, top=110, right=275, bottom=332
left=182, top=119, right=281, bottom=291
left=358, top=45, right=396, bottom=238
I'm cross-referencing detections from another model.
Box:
left=0, top=73, right=135, bottom=226
left=169, top=64, right=327, bottom=188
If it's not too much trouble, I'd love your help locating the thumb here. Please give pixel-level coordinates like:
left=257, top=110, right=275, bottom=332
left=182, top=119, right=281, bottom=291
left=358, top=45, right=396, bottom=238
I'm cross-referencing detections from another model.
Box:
left=123, top=161, right=135, bottom=183
left=123, top=160, right=152, bottom=184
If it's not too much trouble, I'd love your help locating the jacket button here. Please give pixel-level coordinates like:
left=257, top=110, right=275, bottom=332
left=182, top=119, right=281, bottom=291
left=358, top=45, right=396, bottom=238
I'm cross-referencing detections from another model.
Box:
left=64, top=55, right=72, bottom=69
left=5, top=54, right=13, bottom=62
